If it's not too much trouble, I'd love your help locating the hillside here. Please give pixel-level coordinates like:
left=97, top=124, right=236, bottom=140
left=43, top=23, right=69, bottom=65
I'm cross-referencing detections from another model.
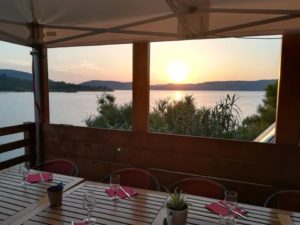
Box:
left=151, top=80, right=276, bottom=91
left=1, top=69, right=277, bottom=91
left=81, top=80, right=132, bottom=90
left=0, top=69, right=33, bottom=81
left=82, top=79, right=277, bottom=91
left=0, top=74, right=113, bottom=92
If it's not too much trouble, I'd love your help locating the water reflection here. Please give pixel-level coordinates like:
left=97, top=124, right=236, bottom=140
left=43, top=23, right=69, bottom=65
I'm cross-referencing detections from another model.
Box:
left=173, top=91, right=184, bottom=101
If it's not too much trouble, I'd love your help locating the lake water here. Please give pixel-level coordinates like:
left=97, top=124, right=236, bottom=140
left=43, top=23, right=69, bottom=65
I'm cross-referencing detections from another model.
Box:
left=0, top=90, right=264, bottom=161
left=0, top=90, right=264, bottom=128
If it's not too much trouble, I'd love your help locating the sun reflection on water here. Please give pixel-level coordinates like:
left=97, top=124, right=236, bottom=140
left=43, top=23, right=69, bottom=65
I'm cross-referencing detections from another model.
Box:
left=173, top=91, right=184, bottom=101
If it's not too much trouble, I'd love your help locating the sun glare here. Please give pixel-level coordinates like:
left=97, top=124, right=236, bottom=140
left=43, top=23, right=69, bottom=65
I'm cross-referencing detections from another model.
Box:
left=166, top=61, right=189, bottom=83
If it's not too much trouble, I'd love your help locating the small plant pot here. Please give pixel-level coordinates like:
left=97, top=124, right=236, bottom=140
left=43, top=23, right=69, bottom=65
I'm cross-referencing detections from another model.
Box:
left=47, top=189, right=63, bottom=207
left=166, top=207, right=188, bottom=225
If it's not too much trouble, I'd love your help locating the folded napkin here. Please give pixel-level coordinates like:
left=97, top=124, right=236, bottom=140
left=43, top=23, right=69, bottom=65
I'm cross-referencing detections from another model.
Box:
left=105, top=186, right=138, bottom=199
left=205, top=201, right=246, bottom=218
left=26, top=172, right=53, bottom=183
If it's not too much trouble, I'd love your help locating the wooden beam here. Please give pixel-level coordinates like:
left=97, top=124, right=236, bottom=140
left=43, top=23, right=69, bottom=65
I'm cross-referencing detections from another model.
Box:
left=0, top=123, right=35, bottom=136
left=276, top=33, right=300, bottom=145
left=0, top=154, right=30, bottom=170
left=0, top=139, right=31, bottom=154
left=132, top=42, right=150, bottom=132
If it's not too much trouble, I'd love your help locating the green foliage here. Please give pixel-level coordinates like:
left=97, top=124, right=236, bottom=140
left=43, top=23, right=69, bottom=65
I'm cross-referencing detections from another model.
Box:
left=236, top=82, right=277, bottom=140
left=85, top=93, right=132, bottom=129
left=149, top=94, right=241, bottom=139
left=166, top=188, right=188, bottom=211
left=86, top=82, right=277, bottom=141
left=0, top=75, right=32, bottom=91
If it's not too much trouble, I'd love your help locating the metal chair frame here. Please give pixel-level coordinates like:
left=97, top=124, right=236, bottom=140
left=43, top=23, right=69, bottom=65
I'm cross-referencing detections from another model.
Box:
left=169, top=177, right=226, bottom=199
left=33, top=159, right=79, bottom=177
left=102, top=167, right=160, bottom=191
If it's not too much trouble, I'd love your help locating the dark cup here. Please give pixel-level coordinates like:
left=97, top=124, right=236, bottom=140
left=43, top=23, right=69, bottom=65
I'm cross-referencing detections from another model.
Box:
left=47, top=188, right=63, bottom=207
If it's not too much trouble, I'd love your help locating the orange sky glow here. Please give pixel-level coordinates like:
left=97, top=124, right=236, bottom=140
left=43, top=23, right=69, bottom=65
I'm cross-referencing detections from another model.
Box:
left=0, top=37, right=281, bottom=84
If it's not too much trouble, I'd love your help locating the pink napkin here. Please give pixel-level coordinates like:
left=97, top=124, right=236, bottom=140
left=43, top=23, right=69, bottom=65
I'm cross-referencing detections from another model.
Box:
left=105, top=186, right=138, bottom=199
left=205, top=201, right=246, bottom=218
left=26, top=172, right=53, bottom=183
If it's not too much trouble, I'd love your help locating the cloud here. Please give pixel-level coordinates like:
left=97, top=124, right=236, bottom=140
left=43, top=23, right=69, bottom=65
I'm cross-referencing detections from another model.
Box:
left=0, top=59, right=31, bottom=67
left=64, top=60, right=105, bottom=75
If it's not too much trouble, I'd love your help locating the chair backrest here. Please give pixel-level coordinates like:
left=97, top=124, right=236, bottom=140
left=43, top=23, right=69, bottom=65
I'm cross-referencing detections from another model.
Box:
left=169, top=178, right=226, bottom=199
left=264, top=190, right=300, bottom=212
left=102, top=168, right=160, bottom=191
left=33, top=159, right=79, bottom=177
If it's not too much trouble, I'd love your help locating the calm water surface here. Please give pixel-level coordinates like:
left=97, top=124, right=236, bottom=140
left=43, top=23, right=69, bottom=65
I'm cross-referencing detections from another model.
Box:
left=0, top=90, right=264, bottom=127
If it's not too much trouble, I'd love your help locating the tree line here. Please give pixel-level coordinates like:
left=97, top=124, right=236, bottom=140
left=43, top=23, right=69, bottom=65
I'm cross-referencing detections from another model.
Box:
left=85, top=82, right=277, bottom=141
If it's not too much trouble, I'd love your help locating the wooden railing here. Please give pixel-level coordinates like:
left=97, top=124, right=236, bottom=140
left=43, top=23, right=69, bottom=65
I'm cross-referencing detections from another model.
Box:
left=0, top=123, right=36, bottom=170
left=42, top=124, right=300, bottom=206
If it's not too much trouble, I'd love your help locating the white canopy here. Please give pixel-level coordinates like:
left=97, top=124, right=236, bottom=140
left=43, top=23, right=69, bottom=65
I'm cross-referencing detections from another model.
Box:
left=1, top=0, right=300, bottom=48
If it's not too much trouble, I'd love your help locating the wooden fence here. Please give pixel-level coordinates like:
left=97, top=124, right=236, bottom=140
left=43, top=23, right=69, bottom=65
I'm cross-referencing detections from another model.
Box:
left=42, top=124, right=300, bottom=206
left=0, top=123, right=36, bottom=170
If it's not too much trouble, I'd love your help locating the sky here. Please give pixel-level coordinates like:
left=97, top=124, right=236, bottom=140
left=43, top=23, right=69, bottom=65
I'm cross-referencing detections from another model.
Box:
left=0, top=36, right=281, bottom=84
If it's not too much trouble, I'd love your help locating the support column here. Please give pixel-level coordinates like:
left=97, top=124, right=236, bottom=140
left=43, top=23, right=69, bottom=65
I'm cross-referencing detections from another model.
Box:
left=132, top=42, right=150, bottom=132
left=32, top=46, right=49, bottom=165
left=276, top=33, right=300, bottom=145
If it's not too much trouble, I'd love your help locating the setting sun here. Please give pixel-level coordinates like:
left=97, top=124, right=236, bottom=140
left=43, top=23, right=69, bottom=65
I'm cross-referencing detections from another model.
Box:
left=166, top=61, right=189, bottom=83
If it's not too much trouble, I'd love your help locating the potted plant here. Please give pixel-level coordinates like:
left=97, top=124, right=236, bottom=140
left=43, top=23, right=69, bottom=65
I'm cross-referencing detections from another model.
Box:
left=165, top=188, right=189, bottom=225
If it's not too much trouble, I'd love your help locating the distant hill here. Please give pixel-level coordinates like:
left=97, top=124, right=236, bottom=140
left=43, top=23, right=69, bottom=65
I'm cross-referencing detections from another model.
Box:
left=0, top=69, right=112, bottom=92
left=151, top=80, right=276, bottom=91
left=0, top=69, right=32, bottom=81
left=0, top=75, right=32, bottom=91
left=81, top=79, right=277, bottom=91
left=81, top=80, right=132, bottom=90
left=1, top=69, right=276, bottom=91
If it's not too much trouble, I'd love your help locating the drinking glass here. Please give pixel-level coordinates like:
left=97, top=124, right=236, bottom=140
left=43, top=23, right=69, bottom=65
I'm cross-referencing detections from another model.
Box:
left=19, top=162, right=30, bottom=186
left=224, top=190, right=238, bottom=222
left=110, top=174, right=120, bottom=201
left=83, top=191, right=96, bottom=224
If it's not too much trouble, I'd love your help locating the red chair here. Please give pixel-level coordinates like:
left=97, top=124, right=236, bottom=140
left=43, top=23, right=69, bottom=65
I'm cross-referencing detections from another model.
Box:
left=102, top=168, right=160, bottom=191
left=33, top=159, right=79, bottom=177
left=169, top=178, right=226, bottom=199
left=264, top=190, right=300, bottom=212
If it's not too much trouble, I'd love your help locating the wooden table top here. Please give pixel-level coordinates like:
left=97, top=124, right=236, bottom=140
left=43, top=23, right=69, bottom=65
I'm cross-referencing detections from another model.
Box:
left=153, top=194, right=300, bottom=225
left=6, top=180, right=300, bottom=225
left=13, top=181, right=168, bottom=225
left=1, top=173, right=300, bottom=225
left=0, top=165, right=84, bottom=225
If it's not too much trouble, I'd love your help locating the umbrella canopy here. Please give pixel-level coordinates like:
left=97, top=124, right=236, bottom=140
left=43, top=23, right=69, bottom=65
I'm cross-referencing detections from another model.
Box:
left=1, top=0, right=300, bottom=48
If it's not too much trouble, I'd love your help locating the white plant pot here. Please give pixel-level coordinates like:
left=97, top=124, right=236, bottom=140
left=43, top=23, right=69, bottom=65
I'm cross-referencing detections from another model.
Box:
left=166, top=207, right=188, bottom=225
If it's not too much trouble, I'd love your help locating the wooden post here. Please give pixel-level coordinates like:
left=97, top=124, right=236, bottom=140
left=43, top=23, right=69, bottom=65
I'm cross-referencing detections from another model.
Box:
left=23, top=122, right=36, bottom=168
left=276, top=33, right=300, bottom=145
left=32, top=45, right=49, bottom=164
left=132, top=42, right=150, bottom=132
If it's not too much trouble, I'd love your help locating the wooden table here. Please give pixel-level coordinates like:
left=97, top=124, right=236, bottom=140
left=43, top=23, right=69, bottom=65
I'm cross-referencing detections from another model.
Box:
left=10, top=181, right=167, bottom=225
left=6, top=180, right=300, bottom=225
left=1, top=175, right=300, bottom=225
left=154, top=194, right=300, bottom=225
left=0, top=165, right=84, bottom=225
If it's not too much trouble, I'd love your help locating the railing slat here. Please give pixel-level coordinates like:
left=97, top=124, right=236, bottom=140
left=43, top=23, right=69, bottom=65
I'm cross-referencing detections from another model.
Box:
left=0, top=139, right=32, bottom=154
left=0, top=154, right=30, bottom=170
left=0, top=123, right=35, bottom=136
left=0, top=123, right=36, bottom=169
